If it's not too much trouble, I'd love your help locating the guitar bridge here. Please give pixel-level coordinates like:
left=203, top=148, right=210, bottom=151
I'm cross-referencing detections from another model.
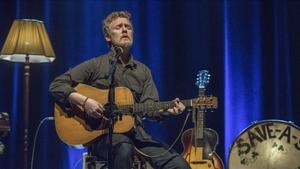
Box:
left=191, top=161, right=208, bottom=164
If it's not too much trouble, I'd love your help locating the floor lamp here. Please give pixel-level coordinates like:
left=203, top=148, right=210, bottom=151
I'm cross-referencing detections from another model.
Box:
left=0, top=19, right=55, bottom=169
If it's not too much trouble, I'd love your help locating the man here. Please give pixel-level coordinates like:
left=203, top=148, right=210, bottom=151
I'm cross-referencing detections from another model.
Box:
left=49, top=11, right=191, bottom=169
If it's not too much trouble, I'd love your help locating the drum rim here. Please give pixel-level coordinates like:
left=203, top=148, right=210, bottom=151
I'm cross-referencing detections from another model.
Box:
left=227, top=119, right=300, bottom=168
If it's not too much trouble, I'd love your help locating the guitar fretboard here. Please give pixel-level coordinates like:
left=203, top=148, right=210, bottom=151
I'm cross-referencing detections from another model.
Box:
left=119, top=99, right=193, bottom=114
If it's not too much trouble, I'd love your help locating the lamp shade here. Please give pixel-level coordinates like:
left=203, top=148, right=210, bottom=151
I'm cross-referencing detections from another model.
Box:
left=0, top=19, right=55, bottom=63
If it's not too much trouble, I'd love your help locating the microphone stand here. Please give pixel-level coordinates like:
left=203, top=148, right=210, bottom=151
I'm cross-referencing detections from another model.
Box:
left=107, top=47, right=123, bottom=169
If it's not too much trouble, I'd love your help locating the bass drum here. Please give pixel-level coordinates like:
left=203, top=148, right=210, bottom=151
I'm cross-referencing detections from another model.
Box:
left=228, top=119, right=300, bottom=169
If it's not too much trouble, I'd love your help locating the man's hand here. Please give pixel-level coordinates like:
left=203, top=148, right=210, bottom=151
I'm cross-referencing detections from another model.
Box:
left=69, top=92, right=106, bottom=119
left=167, top=98, right=185, bottom=115
left=83, top=98, right=106, bottom=119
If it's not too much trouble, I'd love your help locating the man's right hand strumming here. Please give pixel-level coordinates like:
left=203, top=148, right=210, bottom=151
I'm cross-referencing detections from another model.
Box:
left=68, top=92, right=106, bottom=119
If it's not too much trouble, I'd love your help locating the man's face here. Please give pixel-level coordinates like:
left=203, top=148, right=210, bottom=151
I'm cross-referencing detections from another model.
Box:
left=106, top=17, right=133, bottom=48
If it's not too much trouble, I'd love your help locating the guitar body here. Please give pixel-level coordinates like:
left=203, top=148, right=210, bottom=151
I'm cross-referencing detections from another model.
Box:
left=181, top=128, right=224, bottom=169
left=54, top=83, right=135, bottom=145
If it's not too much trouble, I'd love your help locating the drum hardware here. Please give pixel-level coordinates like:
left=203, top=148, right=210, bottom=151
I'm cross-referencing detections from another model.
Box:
left=0, top=112, right=10, bottom=136
left=0, top=112, right=10, bottom=155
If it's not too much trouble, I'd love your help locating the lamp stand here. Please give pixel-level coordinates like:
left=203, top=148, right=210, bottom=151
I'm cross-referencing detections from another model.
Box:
left=0, top=19, right=56, bottom=169
left=24, top=55, right=30, bottom=169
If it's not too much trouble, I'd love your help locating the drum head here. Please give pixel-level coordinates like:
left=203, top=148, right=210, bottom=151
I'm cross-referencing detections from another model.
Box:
left=228, top=120, right=300, bottom=169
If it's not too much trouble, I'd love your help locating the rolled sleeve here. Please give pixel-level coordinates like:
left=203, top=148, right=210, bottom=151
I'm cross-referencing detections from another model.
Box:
left=49, top=58, right=99, bottom=109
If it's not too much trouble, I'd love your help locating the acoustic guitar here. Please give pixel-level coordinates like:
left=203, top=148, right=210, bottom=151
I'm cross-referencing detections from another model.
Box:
left=54, top=83, right=217, bottom=146
left=181, top=70, right=224, bottom=169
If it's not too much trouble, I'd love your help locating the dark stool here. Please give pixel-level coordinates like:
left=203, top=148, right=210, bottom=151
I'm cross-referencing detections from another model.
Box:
left=82, top=152, right=151, bottom=169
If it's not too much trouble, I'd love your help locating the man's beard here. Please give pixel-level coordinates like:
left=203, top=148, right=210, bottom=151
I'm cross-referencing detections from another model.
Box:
left=117, top=41, right=133, bottom=49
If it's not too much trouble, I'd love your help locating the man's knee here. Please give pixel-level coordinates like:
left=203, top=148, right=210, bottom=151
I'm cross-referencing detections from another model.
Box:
left=114, top=142, right=134, bottom=159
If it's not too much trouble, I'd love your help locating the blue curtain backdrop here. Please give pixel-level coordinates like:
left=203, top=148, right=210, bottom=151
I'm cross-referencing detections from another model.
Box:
left=0, top=0, right=299, bottom=168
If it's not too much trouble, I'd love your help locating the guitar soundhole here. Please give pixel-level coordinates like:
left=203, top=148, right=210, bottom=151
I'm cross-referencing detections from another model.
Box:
left=85, top=116, right=103, bottom=130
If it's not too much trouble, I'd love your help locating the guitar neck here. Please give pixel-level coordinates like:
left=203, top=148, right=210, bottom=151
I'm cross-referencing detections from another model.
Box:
left=195, top=109, right=205, bottom=146
left=120, top=99, right=193, bottom=114
left=118, top=96, right=217, bottom=115
left=194, top=88, right=206, bottom=146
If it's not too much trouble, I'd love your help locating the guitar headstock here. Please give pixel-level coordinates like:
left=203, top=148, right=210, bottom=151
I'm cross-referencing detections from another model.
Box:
left=195, top=70, right=211, bottom=89
left=194, top=70, right=217, bottom=109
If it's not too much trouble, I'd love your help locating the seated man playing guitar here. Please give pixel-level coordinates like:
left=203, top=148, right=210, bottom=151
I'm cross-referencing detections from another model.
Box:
left=49, top=11, right=191, bottom=169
